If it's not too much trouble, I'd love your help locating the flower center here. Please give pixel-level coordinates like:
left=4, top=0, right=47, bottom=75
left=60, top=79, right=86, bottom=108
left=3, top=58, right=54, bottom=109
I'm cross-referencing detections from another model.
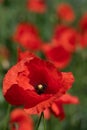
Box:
left=36, top=84, right=46, bottom=94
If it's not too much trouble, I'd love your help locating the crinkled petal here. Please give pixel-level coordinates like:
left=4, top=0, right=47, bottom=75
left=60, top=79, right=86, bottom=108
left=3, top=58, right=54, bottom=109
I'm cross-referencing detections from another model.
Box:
left=51, top=103, right=65, bottom=120
left=59, top=93, right=79, bottom=104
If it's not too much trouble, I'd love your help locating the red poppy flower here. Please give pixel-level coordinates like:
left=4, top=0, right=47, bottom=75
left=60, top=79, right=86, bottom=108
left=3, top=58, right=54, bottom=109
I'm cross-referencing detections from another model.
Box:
left=3, top=51, right=74, bottom=114
left=10, top=109, right=33, bottom=130
left=77, top=32, right=87, bottom=48
left=27, top=0, right=46, bottom=13
left=13, top=23, right=42, bottom=51
left=57, top=3, right=75, bottom=22
left=79, top=13, right=87, bottom=31
left=42, top=44, right=72, bottom=69
left=44, top=94, right=79, bottom=120
left=52, top=25, right=77, bottom=52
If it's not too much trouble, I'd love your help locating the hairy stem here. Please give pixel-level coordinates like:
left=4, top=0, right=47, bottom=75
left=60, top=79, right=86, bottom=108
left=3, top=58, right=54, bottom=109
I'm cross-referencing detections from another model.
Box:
left=3, top=104, right=11, bottom=130
left=36, top=112, right=43, bottom=130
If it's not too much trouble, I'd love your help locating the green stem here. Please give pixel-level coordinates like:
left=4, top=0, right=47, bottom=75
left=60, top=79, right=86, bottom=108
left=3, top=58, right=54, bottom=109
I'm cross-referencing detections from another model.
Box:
left=3, top=104, right=11, bottom=130
left=42, top=113, right=46, bottom=130
left=35, top=112, right=43, bottom=130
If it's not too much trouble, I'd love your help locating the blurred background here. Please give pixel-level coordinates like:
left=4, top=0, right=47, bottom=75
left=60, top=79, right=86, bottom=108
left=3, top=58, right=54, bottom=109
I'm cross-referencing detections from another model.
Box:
left=0, top=0, right=87, bottom=130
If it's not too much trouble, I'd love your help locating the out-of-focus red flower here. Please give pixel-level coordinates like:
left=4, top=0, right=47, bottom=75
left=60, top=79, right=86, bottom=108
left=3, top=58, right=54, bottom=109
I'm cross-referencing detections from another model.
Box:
left=27, top=0, right=46, bottom=13
left=78, top=32, right=87, bottom=48
left=79, top=13, right=87, bottom=31
left=42, top=44, right=72, bottom=69
left=52, top=25, right=77, bottom=52
left=13, top=23, right=42, bottom=51
left=78, top=13, right=87, bottom=48
left=3, top=51, right=74, bottom=114
left=57, top=3, right=75, bottom=22
left=44, top=94, right=79, bottom=120
left=10, top=109, right=33, bottom=130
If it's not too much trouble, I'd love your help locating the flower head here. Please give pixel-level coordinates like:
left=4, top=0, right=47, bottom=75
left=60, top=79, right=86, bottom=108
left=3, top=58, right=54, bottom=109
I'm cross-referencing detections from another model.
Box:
left=42, top=44, right=72, bottom=69
left=3, top=51, right=74, bottom=114
left=52, top=25, right=77, bottom=52
left=78, top=32, right=87, bottom=48
left=79, top=13, right=87, bottom=31
left=13, top=23, right=42, bottom=51
left=10, top=109, right=33, bottom=130
left=57, top=3, right=75, bottom=22
left=27, top=0, right=46, bottom=13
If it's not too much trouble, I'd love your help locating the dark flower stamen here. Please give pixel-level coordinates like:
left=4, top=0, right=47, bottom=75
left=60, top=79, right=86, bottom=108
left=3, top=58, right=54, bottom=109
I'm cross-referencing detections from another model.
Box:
left=36, top=84, right=46, bottom=94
